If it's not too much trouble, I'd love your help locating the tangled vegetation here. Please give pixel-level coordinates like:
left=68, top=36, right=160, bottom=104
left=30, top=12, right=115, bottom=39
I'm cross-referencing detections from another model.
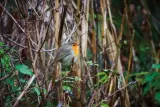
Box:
left=0, top=0, right=160, bottom=107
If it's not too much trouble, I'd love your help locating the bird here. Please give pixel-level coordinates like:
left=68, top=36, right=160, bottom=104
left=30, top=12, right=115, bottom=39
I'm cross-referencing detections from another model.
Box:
left=45, top=41, right=79, bottom=99
left=54, top=40, right=79, bottom=66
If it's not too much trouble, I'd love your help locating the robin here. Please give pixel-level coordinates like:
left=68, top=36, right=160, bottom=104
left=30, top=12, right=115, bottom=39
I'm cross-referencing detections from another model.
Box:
left=54, top=41, right=79, bottom=66
left=45, top=41, right=79, bottom=99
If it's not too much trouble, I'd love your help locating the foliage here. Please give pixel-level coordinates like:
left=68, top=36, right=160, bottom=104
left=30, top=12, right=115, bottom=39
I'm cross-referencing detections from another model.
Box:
left=15, top=64, right=33, bottom=76
left=0, top=42, right=38, bottom=106
left=100, top=103, right=109, bottom=107
left=129, top=71, right=160, bottom=105
left=143, top=71, right=160, bottom=104
left=97, top=71, right=108, bottom=84
left=0, top=0, right=160, bottom=107
left=0, top=42, right=11, bottom=72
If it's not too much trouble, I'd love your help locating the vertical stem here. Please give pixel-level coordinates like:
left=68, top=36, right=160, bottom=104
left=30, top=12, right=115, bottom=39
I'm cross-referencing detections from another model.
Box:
left=53, top=0, right=63, bottom=104
left=80, top=0, right=90, bottom=104
left=100, top=0, right=107, bottom=69
left=54, top=0, right=60, bottom=48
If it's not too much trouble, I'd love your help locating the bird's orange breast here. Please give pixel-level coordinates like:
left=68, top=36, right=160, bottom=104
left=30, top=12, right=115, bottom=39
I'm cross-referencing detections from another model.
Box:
left=72, top=44, right=79, bottom=57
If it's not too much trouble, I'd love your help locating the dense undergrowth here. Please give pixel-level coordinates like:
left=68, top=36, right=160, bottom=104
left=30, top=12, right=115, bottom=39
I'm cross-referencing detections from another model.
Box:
left=0, top=0, right=160, bottom=107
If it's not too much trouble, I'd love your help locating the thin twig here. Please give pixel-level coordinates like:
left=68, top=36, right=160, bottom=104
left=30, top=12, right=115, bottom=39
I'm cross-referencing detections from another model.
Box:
left=28, top=1, right=41, bottom=19
left=13, top=74, right=36, bottom=107
left=95, top=81, right=137, bottom=107
left=0, top=4, right=26, bottom=35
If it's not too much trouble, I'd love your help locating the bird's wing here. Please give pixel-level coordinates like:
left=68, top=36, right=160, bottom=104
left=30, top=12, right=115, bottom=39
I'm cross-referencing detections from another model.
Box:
left=54, top=46, right=72, bottom=62
left=55, top=52, right=70, bottom=62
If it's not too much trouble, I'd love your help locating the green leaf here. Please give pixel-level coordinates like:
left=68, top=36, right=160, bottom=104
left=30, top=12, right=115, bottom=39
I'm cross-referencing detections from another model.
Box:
left=15, top=64, right=33, bottom=76
left=145, top=72, right=158, bottom=82
left=140, top=47, right=146, bottom=52
left=103, top=69, right=110, bottom=72
left=154, top=92, right=160, bottom=103
left=123, top=40, right=128, bottom=45
left=97, top=72, right=108, bottom=84
left=34, top=87, right=40, bottom=96
left=87, top=61, right=93, bottom=65
left=143, top=83, right=151, bottom=95
left=135, top=77, right=145, bottom=85
left=97, top=72, right=106, bottom=76
left=45, top=101, right=52, bottom=107
left=43, top=88, right=47, bottom=94
left=63, top=86, right=71, bottom=92
left=151, top=81, right=160, bottom=89
left=94, top=14, right=97, bottom=19
left=94, top=63, right=99, bottom=66
left=0, top=42, right=4, bottom=46
left=0, top=49, right=4, bottom=54
left=5, top=77, right=15, bottom=86
left=20, top=78, right=26, bottom=83
left=100, top=75, right=108, bottom=83
left=74, top=76, right=81, bottom=81
left=152, top=64, right=160, bottom=69
left=100, top=103, right=109, bottom=107
left=129, top=72, right=149, bottom=77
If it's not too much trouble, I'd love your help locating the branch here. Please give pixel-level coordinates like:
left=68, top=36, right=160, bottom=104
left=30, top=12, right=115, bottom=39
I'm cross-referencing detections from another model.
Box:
left=13, top=74, right=36, bottom=107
